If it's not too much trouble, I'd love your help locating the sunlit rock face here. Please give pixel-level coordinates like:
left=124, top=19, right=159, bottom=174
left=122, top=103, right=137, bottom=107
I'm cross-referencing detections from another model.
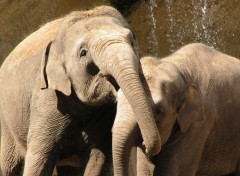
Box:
left=0, top=0, right=239, bottom=65
left=126, top=0, right=240, bottom=58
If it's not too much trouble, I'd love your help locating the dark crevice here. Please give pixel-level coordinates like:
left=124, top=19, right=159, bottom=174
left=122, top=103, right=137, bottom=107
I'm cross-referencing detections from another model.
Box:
left=109, top=0, right=141, bottom=16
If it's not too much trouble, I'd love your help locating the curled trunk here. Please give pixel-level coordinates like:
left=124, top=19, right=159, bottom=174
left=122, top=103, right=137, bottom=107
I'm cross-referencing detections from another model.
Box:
left=112, top=90, right=139, bottom=176
left=112, top=90, right=155, bottom=176
left=97, top=43, right=161, bottom=156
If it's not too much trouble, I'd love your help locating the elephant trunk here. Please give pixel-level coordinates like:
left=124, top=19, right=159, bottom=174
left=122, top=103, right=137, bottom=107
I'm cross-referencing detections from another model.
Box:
left=97, top=43, right=161, bottom=156
left=112, top=90, right=139, bottom=176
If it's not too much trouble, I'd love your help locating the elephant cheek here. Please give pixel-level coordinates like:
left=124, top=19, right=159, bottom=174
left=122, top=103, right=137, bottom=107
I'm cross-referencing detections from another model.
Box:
left=158, top=117, right=177, bottom=145
left=80, top=75, right=117, bottom=106
left=92, top=79, right=117, bottom=105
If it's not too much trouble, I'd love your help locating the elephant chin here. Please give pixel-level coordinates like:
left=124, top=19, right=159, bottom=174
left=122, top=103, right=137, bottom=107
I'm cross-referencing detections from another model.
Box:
left=75, top=73, right=117, bottom=106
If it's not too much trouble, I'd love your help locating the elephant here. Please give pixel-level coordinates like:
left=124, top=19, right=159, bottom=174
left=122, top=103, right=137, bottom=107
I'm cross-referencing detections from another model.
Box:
left=0, top=5, right=160, bottom=176
left=113, top=43, right=240, bottom=176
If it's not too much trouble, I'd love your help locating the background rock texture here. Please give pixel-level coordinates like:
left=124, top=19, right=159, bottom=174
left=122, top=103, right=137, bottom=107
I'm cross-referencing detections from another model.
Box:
left=0, top=0, right=239, bottom=66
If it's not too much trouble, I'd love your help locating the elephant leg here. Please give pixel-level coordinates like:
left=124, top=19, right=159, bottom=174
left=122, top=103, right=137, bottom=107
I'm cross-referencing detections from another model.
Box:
left=22, top=120, right=60, bottom=175
left=22, top=91, right=73, bottom=176
left=22, top=115, right=69, bottom=175
left=23, top=142, right=58, bottom=176
left=83, top=148, right=107, bottom=176
left=137, top=147, right=155, bottom=176
left=57, top=148, right=108, bottom=176
left=23, top=120, right=66, bottom=176
left=1, top=125, right=23, bottom=176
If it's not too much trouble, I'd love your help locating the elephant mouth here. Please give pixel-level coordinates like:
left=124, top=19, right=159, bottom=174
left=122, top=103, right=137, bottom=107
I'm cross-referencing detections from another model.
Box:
left=87, top=62, right=100, bottom=76
left=104, top=75, right=119, bottom=91
left=87, top=62, right=119, bottom=91
left=162, top=121, right=180, bottom=148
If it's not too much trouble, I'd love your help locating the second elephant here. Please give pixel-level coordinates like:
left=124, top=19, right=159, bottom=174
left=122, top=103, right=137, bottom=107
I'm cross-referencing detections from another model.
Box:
left=113, top=43, right=240, bottom=176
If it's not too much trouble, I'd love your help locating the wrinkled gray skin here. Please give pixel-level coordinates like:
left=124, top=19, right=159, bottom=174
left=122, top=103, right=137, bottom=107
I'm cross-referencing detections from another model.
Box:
left=113, top=43, right=240, bottom=176
left=0, top=6, right=160, bottom=176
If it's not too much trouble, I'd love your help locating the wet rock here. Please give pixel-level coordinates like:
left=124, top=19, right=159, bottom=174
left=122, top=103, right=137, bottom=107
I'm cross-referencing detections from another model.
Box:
left=0, top=0, right=239, bottom=65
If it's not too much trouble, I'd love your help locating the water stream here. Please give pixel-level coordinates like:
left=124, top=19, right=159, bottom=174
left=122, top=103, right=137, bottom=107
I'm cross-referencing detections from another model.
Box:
left=146, top=0, right=159, bottom=54
left=165, top=0, right=175, bottom=52
left=144, top=0, right=229, bottom=56
left=200, top=0, right=210, bottom=45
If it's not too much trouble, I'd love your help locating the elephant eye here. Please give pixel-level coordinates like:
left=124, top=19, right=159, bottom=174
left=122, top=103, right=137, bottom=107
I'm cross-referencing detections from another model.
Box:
left=155, top=107, right=164, bottom=116
left=79, top=49, right=87, bottom=57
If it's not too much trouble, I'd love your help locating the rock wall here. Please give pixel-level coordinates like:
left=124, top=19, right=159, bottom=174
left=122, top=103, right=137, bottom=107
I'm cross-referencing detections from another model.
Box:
left=127, top=0, right=240, bottom=57
left=0, top=0, right=239, bottom=65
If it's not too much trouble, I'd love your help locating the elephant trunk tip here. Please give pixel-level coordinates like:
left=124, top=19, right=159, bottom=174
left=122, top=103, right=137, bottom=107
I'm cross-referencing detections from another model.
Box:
left=142, top=136, right=161, bottom=156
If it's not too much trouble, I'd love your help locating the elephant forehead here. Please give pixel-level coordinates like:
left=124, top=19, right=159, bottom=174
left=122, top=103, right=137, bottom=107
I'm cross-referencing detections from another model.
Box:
left=64, top=18, right=130, bottom=45
left=69, top=16, right=125, bottom=33
left=150, top=91, right=163, bottom=105
left=147, top=81, right=162, bottom=104
left=147, top=71, right=173, bottom=104
left=148, top=70, right=172, bottom=89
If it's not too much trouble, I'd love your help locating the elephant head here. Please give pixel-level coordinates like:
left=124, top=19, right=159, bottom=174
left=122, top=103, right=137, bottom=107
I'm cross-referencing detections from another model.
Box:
left=112, top=56, right=204, bottom=175
left=40, top=6, right=160, bottom=155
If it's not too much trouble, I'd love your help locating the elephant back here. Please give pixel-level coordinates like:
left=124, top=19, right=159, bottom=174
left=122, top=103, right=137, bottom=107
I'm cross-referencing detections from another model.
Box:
left=3, top=18, right=63, bottom=65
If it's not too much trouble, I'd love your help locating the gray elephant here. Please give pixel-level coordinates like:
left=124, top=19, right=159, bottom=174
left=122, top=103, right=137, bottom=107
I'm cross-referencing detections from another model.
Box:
left=113, top=43, right=240, bottom=176
left=0, top=6, right=160, bottom=176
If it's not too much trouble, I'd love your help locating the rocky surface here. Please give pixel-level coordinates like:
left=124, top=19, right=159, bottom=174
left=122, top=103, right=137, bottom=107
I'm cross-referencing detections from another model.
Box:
left=126, top=0, right=240, bottom=58
left=0, top=0, right=239, bottom=65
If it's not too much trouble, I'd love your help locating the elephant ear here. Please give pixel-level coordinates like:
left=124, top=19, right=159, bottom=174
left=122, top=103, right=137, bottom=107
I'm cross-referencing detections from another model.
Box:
left=40, top=41, right=71, bottom=96
left=177, top=84, right=204, bottom=133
